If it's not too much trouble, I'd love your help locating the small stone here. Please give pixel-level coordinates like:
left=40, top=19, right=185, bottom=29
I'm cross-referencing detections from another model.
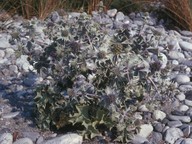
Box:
left=153, top=110, right=166, bottom=121
left=182, top=125, right=191, bottom=137
left=0, top=133, right=13, bottom=144
left=9, top=65, right=18, bottom=74
left=115, top=12, right=124, bottom=21
left=2, top=111, right=20, bottom=119
left=185, top=99, right=192, bottom=107
left=176, top=93, right=186, bottom=101
left=13, top=138, right=33, bottom=144
left=159, top=52, right=168, bottom=69
left=179, top=41, right=192, bottom=52
left=149, top=132, right=163, bottom=144
left=0, top=50, right=5, bottom=59
left=16, top=55, right=34, bottom=72
left=5, top=48, right=15, bottom=58
left=42, top=133, right=83, bottom=144
left=168, top=115, right=191, bottom=123
left=168, top=51, right=185, bottom=60
left=137, top=124, right=153, bottom=138
left=36, top=136, right=44, bottom=144
left=179, top=105, right=189, bottom=112
left=182, top=138, right=192, bottom=144
left=179, top=85, right=192, bottom=91
left=164, top=128, right=184, bottom=144
left=175, top=138, right=184, bottom=144
left=167, top=120, right=182, bottom=127
left=180, top=30, right=192, bottom=36
left=138, top=105, right=149, bottom=112
left=186, top=108, right=192, bottom=118
left=50, top=11, right=60, bottom=23
left=131, top=135, right=148, bottom=144
left=175, top=74, right=190, bottom=84
left=172, top=60, right=179, bottom=65
left=107, top=9, right=117, bottom=17
left=153, top=122, right=164, bottom=132
left=22, top=131, right=40, bottom=142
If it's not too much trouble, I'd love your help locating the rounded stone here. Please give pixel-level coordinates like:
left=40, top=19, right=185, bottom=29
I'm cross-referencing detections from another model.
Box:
left=153, top=110, right=166, bottom=121
left=168, top=115, right=191, bottom=123
left=13, top=138, right=33, bottom=144
left=175, top=93, right=186, bottom=101
left=182, top=138, right=192, bottom=144
left=185, top=99, right=192, bottom=107
left=137, top=124, right=153, bottom=138
left=107, top=9, right=117, bottom=17
left=164, top=128, right=184, bottom=144
left=168, top=51, right=185, bottom=60
left=179, top=105, right=189, bottom=112
left=138, top=105, right=149, bottom=112
left=9, top=65, right=18, bottom=74
left=172, top=60, right=179, bottom=65
left=179, top=41, right=192, bottom=51
left=175, top=74, right=190, bottom=84
left=0, top=50, right=5, bottom=59
left=5, top=48, right=15, bottom=58
left=115, top=12, right=124, bottom=21
left=0, top=133, right=13, bottom=144
left=153, top=122, right=164, bottom=132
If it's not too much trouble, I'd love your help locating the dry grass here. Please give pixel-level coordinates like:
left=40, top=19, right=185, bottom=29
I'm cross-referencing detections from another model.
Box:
left=0, top=0, right=192, bottom=31
left=132, top=0, right=192, bottom=31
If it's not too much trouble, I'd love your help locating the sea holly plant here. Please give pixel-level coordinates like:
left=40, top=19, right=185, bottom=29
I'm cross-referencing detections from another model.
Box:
left=30, top=9, right=172, bottom=142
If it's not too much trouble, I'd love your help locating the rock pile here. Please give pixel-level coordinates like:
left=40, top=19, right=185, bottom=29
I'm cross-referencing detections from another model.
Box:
left=0, top=8, right=192, bottom=143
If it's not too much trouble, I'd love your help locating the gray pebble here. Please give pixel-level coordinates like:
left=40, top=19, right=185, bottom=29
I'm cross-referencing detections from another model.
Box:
left=185, top=99, right=192, bottom=107
left=168, top=50, right=185, bottom=60
left=2, top=111, right=20, bottom=119
left=168, top=115, right=191, bottom=123
left=13, top=137, right=33, bottom=144
left=179, top=41, right=192, bottom=52
left=167, top=120, right=182, bottom=127
left=164, top=128, right=184, bottom=144
left=182, top=125, right=191, bottom=137
left=181, top=138, right=192, bottom=144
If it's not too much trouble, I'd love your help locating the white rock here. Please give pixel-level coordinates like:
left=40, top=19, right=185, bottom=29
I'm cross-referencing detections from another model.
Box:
left=165, top=128, right=183, bottom=144
left=172, top=60, right=179, bottom=65
left=137, top=124, right=153, bottom=138
left=175, top=93, right=186, bottom=101
left=13, top=138, right=33, bottom=144
left=168, top=51, right=185, bottom=60
left=131, top=135, right=148, bottom=144
left=159, top=53, right=168, bottom=69
left=153, top=110, right=166, bottom=120
left=42, top=133, right=83, bottom=144
left=0, top=133, right=13, bottom=144
left=5, top=48, right=15, bottom=58
left=107, top=9, right=117, bottom=17
left=16, top=55, right=34, bottom=72
left=138, top=105, right=149, bottom=112
left=179, top=41, right=192, bottom=51
left=179, top=105, right=189, bottom=112
left=0, top=36, right=11, bottom=48
left=115, top=12, right=124, bottom=21
left=0, top=50, right=5, bottom=59
left=175, top=74, right=190, bottom=84
left=185, top=99, right=192, bottom=107
left=182, top=138, right=192, bottom=144
left=2, top=111, right=20, bottom=119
